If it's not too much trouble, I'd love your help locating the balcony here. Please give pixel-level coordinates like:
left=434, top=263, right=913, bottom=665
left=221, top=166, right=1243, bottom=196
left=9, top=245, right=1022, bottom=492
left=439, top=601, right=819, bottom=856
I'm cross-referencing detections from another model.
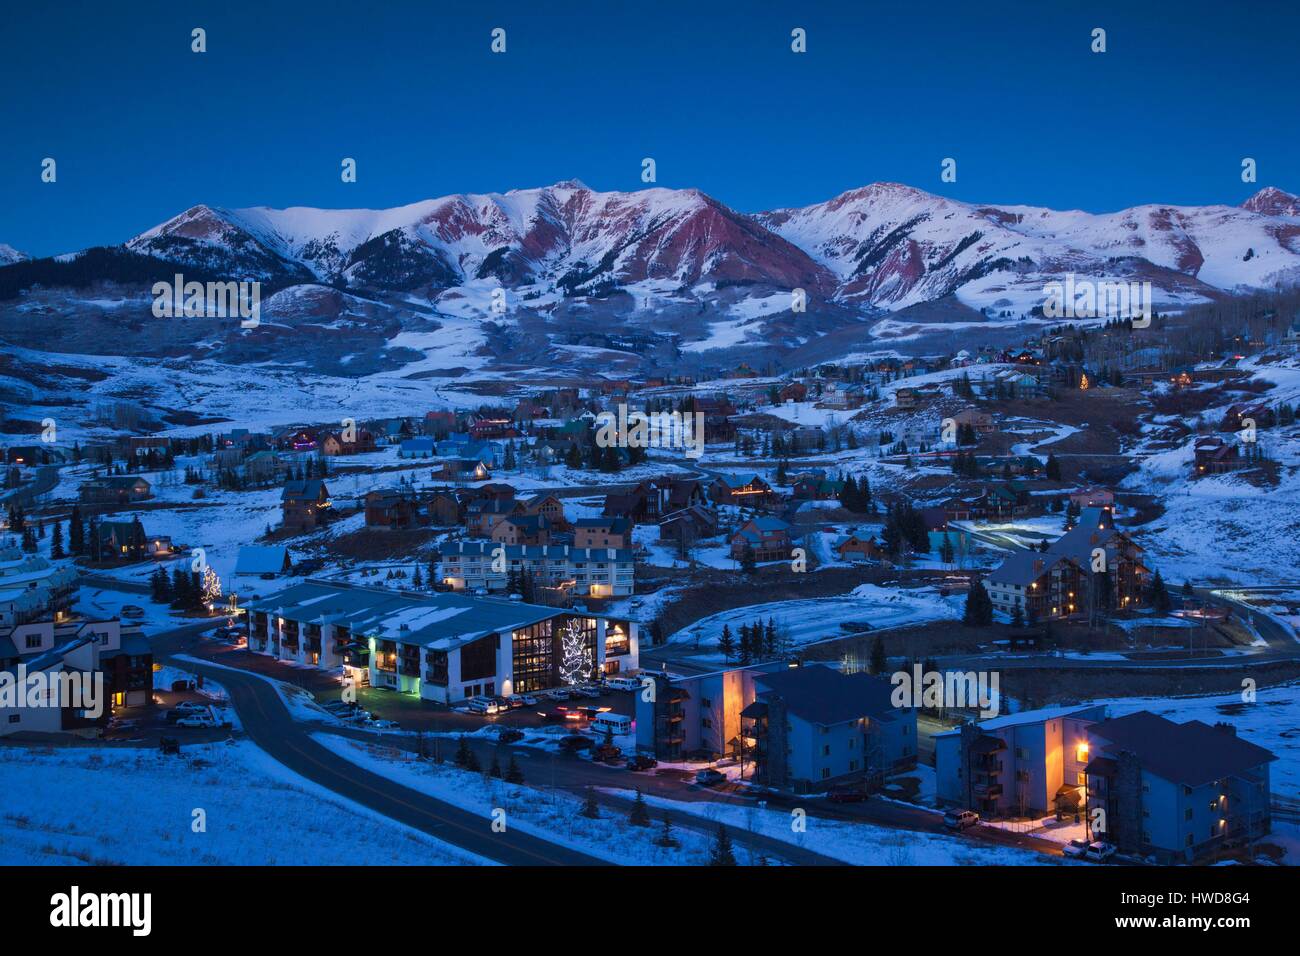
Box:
left=973, top=782, right=1003, bottom=797
left=399, top=661, right=421, bottom=677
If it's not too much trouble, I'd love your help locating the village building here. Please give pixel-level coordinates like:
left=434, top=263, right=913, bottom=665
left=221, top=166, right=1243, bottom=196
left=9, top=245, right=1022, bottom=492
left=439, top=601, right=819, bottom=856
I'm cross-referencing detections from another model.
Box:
left=244, top=580, right=639, bottom=699
left=79, top=475, right=152, bottom=505
left=281, top=479, right=330, bottom=532
left=730, top=516, right=794, bottom=562
left=438, top=542, right=635, bottom=599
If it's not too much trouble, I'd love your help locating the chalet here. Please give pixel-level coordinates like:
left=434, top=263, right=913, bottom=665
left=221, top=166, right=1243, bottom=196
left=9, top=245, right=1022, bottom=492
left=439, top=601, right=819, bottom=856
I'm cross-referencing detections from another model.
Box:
left=730, top=516, right=793, bottom=562
left=940, top=496, right=977, bottom=522
left=281, top=479, right=330, bottom=532
left=833, top=533, right=881, bottom=562
left=476, top=483, right=518, bottom=501
left=709, top=474, right=777, bottom=508
left=91, top=520, right=148, bottom=561
left=491, top=514, right=552, bottom=547
left=648, top=477, right=709, bottom=515
left=983, top=455, right=1043, bottom=478
left=658, top=505, right=719, bottom=547
left=984, top=553, right=1086, bottom=621
left=951, top=407, right=994, bottom=434
left=364, top=491, right=422, bottom=530
left=686, top=395, right=736, bottom=440
left=973, top=483, right=1030, bottom=520
left=1048, top=525, right=1149, bottom=611
left=321, top=429, right=376, bottom=456
left=432, top=458, right=492, bottom=483
left=1193, top=436, right=1241, bottom=475
left=464, top=497, right=522, bottom=537
left=79, top=475, right=152, bottom=505
left=426, top=490, right=462, bottom=526
left=574, top=516, right=634, bottom=549
left=279, top=428, right=319, bottom=451
left=514, top=400, right=551, bottom=422
left=602, top=489, right=654, bottom=525
left=894, top=385, right=940, bottom=410
left=521, top=493, right=567, bottom=531
left=791, top=472, right=845, bottom=501
left=4, top=445, right=64, bottom=466
left=244, top=450, right=281, bottom=483
left=531, top=438, right=578, bottom=464
left=1223, top=402, right=1272, bottom=432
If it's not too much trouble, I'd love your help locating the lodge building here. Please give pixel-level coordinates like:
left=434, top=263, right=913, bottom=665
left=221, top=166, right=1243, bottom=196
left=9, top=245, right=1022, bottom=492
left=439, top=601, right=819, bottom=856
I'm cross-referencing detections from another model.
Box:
left=244, top=581, right=640, bottom=702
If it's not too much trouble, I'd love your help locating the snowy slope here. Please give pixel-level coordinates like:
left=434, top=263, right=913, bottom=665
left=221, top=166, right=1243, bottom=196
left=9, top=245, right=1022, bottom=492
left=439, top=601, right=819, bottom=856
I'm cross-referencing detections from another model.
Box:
left=755, top=184, right=1300, bottom=311
left=0, top=243, right=28, bottom=265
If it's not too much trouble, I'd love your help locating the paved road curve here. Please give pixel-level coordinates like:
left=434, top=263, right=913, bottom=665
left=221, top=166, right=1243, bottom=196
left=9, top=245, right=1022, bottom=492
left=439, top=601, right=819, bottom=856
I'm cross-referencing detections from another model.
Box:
left=160, top=634, right=610, bottom=866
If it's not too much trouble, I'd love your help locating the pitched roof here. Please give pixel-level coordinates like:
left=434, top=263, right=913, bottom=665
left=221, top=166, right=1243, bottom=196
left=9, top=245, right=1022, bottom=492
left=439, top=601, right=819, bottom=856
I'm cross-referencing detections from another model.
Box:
left=236, top=545, right=290, bottom=575
left=1087, top=711, right=1276, bottom=787
left=985, top=550, right=1076, bottom=587
left=754, top=665, right=898, bottom=726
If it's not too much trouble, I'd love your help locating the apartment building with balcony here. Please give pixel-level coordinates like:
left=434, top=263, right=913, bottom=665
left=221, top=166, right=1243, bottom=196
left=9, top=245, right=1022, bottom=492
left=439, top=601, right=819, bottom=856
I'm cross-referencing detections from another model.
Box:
left=1083, top=711, right=1275, bottom=864
left=636, top=662, right=916, bottom=792
left=984, top=552, right=1085, bottom=621
left=935, top=704, right=1107, bottom=819
left=437, top=542, right=635, bottom=598
left=0, top=616, right=153, bottom=736
left=244, top=580, right=639, bottom=703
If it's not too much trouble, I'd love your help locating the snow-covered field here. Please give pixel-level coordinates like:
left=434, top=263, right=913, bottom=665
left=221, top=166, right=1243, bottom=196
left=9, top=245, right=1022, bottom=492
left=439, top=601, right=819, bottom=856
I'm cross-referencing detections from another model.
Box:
left=313, top=734, right=734, bottom=865
left=664, top=583, right=964, bottom=664
left=627, top=791, right=1053, bottom=866
left=0, top=741, right=486, bottom=865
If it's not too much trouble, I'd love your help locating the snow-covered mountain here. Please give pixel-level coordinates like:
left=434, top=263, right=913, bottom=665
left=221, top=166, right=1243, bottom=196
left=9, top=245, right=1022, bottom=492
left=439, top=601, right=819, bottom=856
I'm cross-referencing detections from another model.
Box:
left=8, top=182, right=1300, bottom=317
left=755, top=184, right=1300, bottom=312
left=125, top=181, right=830, bottom=295
left=0, top=244, right=28, bottom=266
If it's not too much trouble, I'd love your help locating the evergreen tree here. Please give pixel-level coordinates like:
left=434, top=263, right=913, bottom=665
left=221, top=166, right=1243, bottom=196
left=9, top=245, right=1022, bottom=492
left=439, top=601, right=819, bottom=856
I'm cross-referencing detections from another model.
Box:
left=50, top=521, right=65, bottom=559
left=1045, top=454, right=1061, bottom=481
left=718, top=624, right=736, bottom=662
left=654, top=813, right=680, bottom=848
left=963, top=580, right=994, bottom=627
left=869, top=635, right=887, bottom=675
left=629, top=789, right=651, bottom=827
left=489, top=752, right=503, bottom=779
left=1150, top=570, right=1172, bottom=613
left=505, top=755, right=525, bottom=784
left=709, top=824, right=737, bottom=866
left=580, top=788, right=601, bottom=819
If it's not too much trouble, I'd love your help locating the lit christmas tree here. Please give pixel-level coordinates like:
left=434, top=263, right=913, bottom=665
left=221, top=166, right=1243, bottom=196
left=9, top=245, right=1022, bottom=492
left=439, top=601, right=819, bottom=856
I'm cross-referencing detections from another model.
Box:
left=558, top=619, right=591, bottom=685
left=201, top=566, right=222, bottom=609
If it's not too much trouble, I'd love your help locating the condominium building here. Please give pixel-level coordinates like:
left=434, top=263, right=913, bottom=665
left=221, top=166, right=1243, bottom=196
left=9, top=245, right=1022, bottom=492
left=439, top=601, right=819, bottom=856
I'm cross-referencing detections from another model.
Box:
left=438, top=542, right=635, bottom=598
left=244, top=580, right=640, bottom=703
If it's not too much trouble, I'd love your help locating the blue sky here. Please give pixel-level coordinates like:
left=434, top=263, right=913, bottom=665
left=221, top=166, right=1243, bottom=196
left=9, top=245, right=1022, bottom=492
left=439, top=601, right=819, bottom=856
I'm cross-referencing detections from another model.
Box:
left=1, top=0, right=1297, bottom=257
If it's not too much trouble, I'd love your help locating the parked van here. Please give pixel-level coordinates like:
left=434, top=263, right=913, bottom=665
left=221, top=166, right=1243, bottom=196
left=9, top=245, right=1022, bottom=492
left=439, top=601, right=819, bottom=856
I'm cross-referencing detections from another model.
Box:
left=589, top=713, right=632, bottom=737
left=606, top=677, right=643, bottom=693
left=467, top=696, right=501, bottom=715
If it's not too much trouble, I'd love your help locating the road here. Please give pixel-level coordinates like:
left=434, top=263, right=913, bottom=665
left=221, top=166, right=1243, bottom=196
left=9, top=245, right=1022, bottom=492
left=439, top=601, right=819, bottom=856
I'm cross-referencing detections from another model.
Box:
left=1, top=463, right=60, bottom=505
left=150, top=626, right=609, bottom=866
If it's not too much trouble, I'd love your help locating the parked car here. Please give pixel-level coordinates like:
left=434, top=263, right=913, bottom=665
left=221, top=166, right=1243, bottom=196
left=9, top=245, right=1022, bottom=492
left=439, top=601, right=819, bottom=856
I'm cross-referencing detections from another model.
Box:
left=173, top=701, right=209, bottom=713
left=695, top=768, right=726, bottom=787
left=572, top=686, right=602, bottom=700
left=467, top=696, right=502, bottom=715
left=559, top=734, right=594, bottom=752
left=606, top=677, right=643, bottom=693
left=212, top=625, right=242, bottom=641
left=826, top=785, right=869, bottom=803
left=497, top=728, right=525, bottom=744
left=121, top=605, right=145, bottom=619
left=175, top=714, right=218, bottom=729
left=1084, top=841, right=1116, bottom=863
left=626, top=754, right=658, bottom=771
left=519, top=695, right=539, bottom=707
left=502, top=695, right=527, bottom=710
left=943, top=809, right=980, bottom=831
left=1063, top=839, right=1091, bottom=859
left=370, top=719, right=400, bottom=730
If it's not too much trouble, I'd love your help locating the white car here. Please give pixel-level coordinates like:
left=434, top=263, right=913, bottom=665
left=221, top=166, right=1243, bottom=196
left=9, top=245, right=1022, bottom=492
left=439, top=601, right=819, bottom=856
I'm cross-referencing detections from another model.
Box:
left=1062, top=839, right=1091, bottom=859
left=942, top=809, right=980, bottom=831
left=173, top=701, right=210, bottom=714
left=174, top=714, right=218, bottom=728
left=370, top=719, right=400, bottom=730
left=1084, top=841, right=1116, bottom=862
